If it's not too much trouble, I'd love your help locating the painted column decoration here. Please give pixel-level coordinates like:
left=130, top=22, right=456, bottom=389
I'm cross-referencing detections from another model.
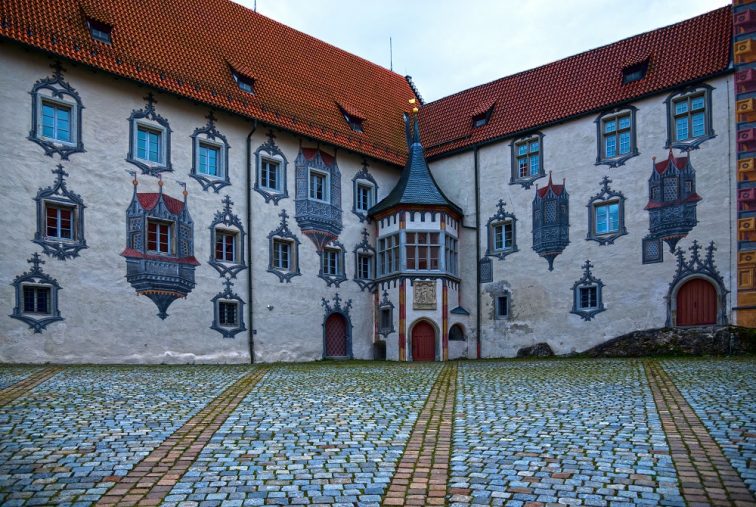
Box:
left=734, top=0, right=756, bottom=326
left=532, top=173, right=570, bottom=271
left=121, top=174, right=199, bottom=319
left=442, top=280, right=448, bottom=361
left=399, top=278, right=406, bottom=361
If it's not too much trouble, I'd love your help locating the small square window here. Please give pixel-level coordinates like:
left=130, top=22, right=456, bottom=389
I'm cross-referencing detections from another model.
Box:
left=198, top=142, right=221, bottom=177
left=147, top=220, right=173, bottom=254
left=495, top=295, right=509, bottom=320
left=272, top=239, right=292, bottom=270
left=88, top=20, right=112, bottom=44
left=579, top=286, right=598, bottom=310
left=45, top=203, right=75, bottom=240
left=23, top=285, right=51, bottom=315
left=218, top=301, right=239, bottom=327
left=261, top=158, right=281, bottom=191
left=215, top=230, right=237, bottom=263
left=137, top=125, right=163, bottom=163
left=356, top=183, right=373, bottom=212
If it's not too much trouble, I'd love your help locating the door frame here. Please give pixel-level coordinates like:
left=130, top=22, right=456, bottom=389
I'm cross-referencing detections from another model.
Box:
left=408, top=318, right=439, bottom=362
left=667, top=274, right=728, bottom=327
left=322, top=311, right=353, bottom=359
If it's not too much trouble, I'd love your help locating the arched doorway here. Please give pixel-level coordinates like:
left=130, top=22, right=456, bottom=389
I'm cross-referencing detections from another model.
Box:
left=324, top=313, right=348, bottom=357
left=411, top=320, right=436, bottom=361
left=676, top=278, right=717, bottom=326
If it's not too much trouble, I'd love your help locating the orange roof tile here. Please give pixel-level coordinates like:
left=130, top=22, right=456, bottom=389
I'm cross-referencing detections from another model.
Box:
left=419, top=7, right=733, bottom=159
left=0, top=0, right=416, bottom=165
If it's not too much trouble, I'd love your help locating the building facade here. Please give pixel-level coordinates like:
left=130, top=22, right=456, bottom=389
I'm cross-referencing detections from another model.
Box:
left=0, top=0, right=750, bottom=364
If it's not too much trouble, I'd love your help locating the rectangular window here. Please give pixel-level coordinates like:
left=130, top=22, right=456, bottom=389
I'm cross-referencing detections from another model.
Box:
left=377, top=234, right=399, bottom=276
left=380, top=308, right=392, bottom=331
left=515, top=138, right=541, bottom=178
left=147, top=220, right=172, bottom=254
left=45, top=203, right=74, bottom=240
left=218, top=301, right=238, bottom=326
left=215, top=230, right=236, bottom=262
left=233, top=72, right=254, bottom=94
left=309, top=170, right=328, bottom=201
left=199, top=143, right=221, bottom=176
left=406, top=232, right=440, bottom=271
left=322, top=248, right=340, bottom=276
left=579, top=286, right=598, bottom=310
left=272, top=239, right=291, bottom=270
left=23, top=286, right=51, bottom=314
left=493, top=222, right=513, bottom=251
left=261, top=159, right=280, bottom=191
left=495, top=295, right=508, bottom=319
left=673, top=93, right=707, bottom=142
left=445, top=236, right=458, bottom=276
left=594, top=202, right=619, bottom=235
left=357, top=253, right=372, bottom=279
left=41, top=101, right=72, bottom=142
left=356, top=183, right=373, bottom=212
left=601, top=112, right=632, bottom=159
left=88, top=20, right=112, bottom=44
left=663, top=177, right=678, bottom=201
left=137, top=125, right=162, bottom=163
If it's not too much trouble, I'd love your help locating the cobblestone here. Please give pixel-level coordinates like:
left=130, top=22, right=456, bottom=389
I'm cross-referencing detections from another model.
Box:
left=0, top=366, right=43, bottom=389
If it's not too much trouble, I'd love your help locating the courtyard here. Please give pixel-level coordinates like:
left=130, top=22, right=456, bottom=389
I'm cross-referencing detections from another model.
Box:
left=0, top=359, right=753, bottom=507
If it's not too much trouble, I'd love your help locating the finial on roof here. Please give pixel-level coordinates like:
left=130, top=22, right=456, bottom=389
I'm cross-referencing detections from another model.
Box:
left=178, top=181, right=188, bottom=201
left=157, top=173, right=164, bottom=192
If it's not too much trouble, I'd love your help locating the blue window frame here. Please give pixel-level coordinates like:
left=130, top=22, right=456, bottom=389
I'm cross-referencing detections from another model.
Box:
left=198, top=142, right=220, bottom=176
left=673, top=93, right=706, bottom=142
left=602, top=113, right=631, bottom=159
left=137, top=126, right=162, bottom=162
left=41, top=101, right=72, bottom=142
left=515, top=138, right=540, bottom=178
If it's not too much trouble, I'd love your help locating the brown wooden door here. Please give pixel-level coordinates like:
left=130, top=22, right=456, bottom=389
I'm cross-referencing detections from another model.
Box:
left=412, top=321, right=436, bottom=361
left=324, top=313, right=347, bottom=357
left=676, top=278, right=717, bottom=326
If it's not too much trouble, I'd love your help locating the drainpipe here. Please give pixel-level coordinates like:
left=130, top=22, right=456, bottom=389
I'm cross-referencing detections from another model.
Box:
left=474, top=145, right=481, bottom=359
left=246, top=120, right=257, bottom=363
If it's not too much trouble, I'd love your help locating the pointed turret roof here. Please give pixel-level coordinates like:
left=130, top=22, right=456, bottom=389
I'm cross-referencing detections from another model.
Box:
left=369, top=113, right=462, bottom=217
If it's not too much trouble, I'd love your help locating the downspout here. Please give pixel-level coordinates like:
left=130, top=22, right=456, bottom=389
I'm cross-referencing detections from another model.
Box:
left=474, top=145, right=481, bottom=359
left=246, top=120, right=257, bottom=363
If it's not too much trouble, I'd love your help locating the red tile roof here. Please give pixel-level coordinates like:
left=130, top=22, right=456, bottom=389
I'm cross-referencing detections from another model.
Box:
left=137, top=192, right=185, bottom=215
left=535, top=174, right=566, bottom=198
left=419, top=7, right=733, bottom=158
left=0, top=0, right=415, bottom=165
left=654, top=150, right=689, bottom=174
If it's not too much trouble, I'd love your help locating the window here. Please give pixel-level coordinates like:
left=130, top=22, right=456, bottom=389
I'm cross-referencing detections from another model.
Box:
left=405, top=232, right=440, bottom=271
left=23, top=286, right=51, bottom=315
left=272, top=239, right=291, bottom=270
left=356, top=183, right=374, bottom=212
left=380, top=308, right=392, bottom=332
left=493, top=222, right=513, bottom=252
left=261, top=158, right=281, bottom=191
left=511, top=133, right=544, bottom=188
left=445, top=236, right=458, bottom=276
left=215, top=230, right=237, bottom=263
left=87, top=20, right=112, bottom=44
left=486, top=201, right=518, bottom=260
left=343, top=112, right=364, bottom=133
left=449, top=325, right=465, bottom=341
left=309, top=169, right=329, bottom=202
left=233, top=72, right=254, bottom=94
left=622, top=60, right=648, bottom=84
left=322, top=248, right=340, bottom=276
left=198, top=142, right=221, bottom=177
left=45, top=203, right=74, bottom=240
left=579, top=286, right=598, bottom=310
left=378, top=290, right=395, bottom=336
left=41, top=100, right=72, bottom=143
left=666, top=87, right=714, bottom=150
left=594, top=202, right=619, bottom=235
left=595, top=108, right=637, bottom=166
left=357, top=253, right=372, bottom=280
left=495, top=295, right=509, bottom=320
left=147, top=220, right=172, bottom=254
left=137, top=125, right=162, bottom=163
left=218, top=301, right=239, bottom=327
left=377, top=234, right=400, bottom=276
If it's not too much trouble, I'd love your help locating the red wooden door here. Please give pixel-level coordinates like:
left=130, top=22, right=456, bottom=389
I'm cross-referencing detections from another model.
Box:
left=324, top=314, right=347, bottom=357
left=676, top=278, right=717, bottom=326
left=412, top=321, right=436, bottom=361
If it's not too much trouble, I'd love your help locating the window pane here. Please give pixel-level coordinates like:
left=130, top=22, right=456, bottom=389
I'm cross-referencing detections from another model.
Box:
left=604, top=119, right=616, bottom=133
left=504, top=222, right=513, bottom=248
left=493, top=224, right=503, bottom=250
left=675, top=117, right=688, bottom=141
left=674, top=101, right=688, bottom=115
left=518, top=143, right=527, bottom=155
left=23, top=287, right=36, bottom=313
left=618, top=132, right=630, bottom=155
left=605, top=136, right=616, bottom=158
left=36, top=288, right=50, bottom=314
left=692, top=112, right=705, bottom=138
left=596, top=205, right=608, bottom=234
left=529, top=141, right=539, bottom=153
left=518, top=158, right=528, bottom=178
left=691, top=96, right=705, bottom=111
left=618, top=116, right=631, bottom=130
left=609, top=203, right=619, bottom=232
left=529, top=155, right=539, bottom=176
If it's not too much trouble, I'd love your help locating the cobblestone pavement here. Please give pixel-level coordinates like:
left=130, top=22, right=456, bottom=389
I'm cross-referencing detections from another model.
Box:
left=0, top=359, right=754, bottom=507
left=662, top=359, right=756, bottom=497
left=451, top=360, right=683, bottom=507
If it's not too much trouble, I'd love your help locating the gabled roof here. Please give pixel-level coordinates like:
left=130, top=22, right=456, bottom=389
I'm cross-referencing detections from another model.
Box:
left=419, top=7, right=732, bottom=158
left=370, top=115, right=462, bottom=217
left=653, top=150, right=689, bottom=174
left=0, top=0, right=416, bottom=165
left=137, top=193, right=185, bottom=215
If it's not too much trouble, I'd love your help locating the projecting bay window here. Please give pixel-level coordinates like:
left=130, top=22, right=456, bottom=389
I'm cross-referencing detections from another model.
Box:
left=309, top=168, right=329, bottom=202
left=406, top=232, right=440, bottom=271
left=377, top=234, right=399, bottom=276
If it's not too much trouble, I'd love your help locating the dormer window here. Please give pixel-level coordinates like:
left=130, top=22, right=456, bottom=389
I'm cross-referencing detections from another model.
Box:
left=472, top=101, right=495, bottom=128
left=87, top=20, right=112, bottom=44
left=232, top=71, right=254, bottom=94
left=622, top=59, right=649, bottom=84
left=473, top=111, right=491, bottom=128
left=343, top=112, right=363, bottom=132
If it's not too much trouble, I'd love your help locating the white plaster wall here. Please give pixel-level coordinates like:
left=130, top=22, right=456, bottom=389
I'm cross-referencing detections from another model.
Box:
left=0, top=45, right=400, bottom=364
left=429, top=74, right=736, bottom=357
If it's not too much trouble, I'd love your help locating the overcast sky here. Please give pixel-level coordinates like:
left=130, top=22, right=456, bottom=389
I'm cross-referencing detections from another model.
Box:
left=234, top=0, right=729, bottom=103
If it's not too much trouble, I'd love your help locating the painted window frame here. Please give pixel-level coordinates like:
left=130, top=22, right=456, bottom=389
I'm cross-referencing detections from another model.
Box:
left=351, top=161, right=379, bottom=222
left=318, top=240, right=347, bottom=287
left=28, top=65, right=85, bottom=159
left=208, top=195, right=247, bottom=278
left=189, top=112, right=231, bottom=192
left=127, top=94, right=173, bottom=176
left=586, top=176, right=626, bottom=246
left=378, top=290, right=395, bottom=337
left=665, top=84, right=715, bottom=151
left=353, top=229, right=377, bottom=291
left=11, top=253, right=63, bottom=333
left=254, top=133, right=289, bottom=204
left=210, top=280, right=247, bottom=338
left=34, top=165, right=87, bottom=260
left=485, top=200, right=518, bottom=260
left=146, top=219, right=174, bottom=255
left=308, top=167, right=331, bottom=203
left=595, top=106, right=638, bottom=167
left=267, top=210, right=301, bottom=283
left=510, top=132, right=545, bottom=189
left=570, top=260, right=605, bottom=321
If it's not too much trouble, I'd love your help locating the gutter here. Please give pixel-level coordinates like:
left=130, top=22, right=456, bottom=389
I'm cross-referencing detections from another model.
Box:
left=474, top=146, right=481, bottom=359
left=246, top=120, right=257, bottom=363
